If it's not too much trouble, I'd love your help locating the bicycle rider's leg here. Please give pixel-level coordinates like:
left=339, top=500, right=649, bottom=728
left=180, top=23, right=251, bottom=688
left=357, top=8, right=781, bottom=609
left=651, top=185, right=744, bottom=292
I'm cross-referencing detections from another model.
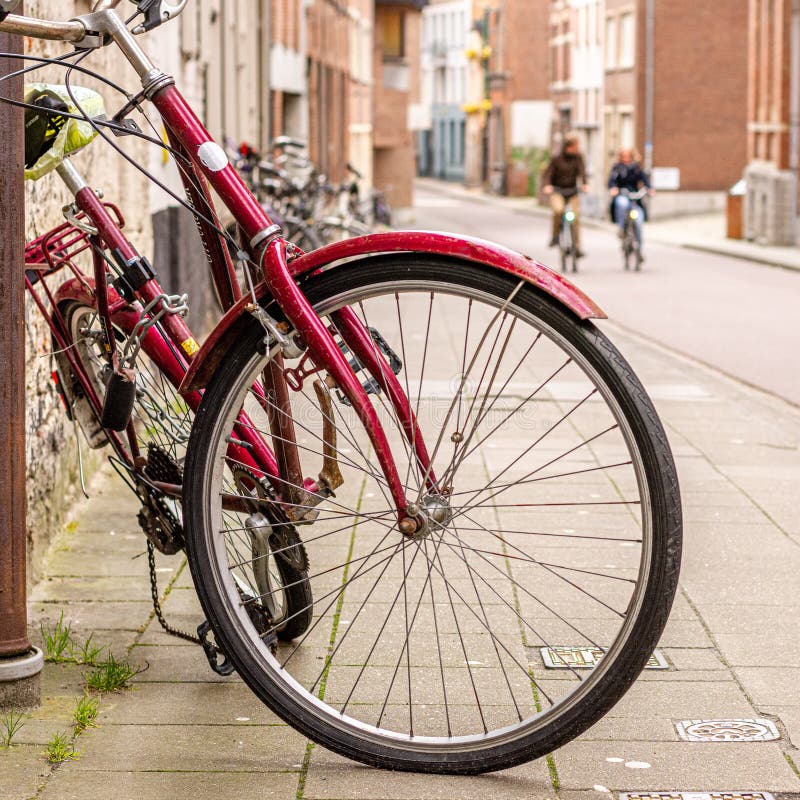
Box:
left=614, top=195, right=631, bottom=233
left=549, top=192, right=565, bottom=245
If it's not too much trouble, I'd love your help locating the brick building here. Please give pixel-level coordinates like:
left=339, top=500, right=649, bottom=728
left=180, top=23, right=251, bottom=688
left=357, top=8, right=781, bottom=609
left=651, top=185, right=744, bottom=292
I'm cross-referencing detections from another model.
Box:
left=602, top=0, right=748, bottom=215
left=416, top=0, right=471, bottom=181
left=485, top=0, right=551, bottom=194
left=374, top=0, right=428, bottom=209
left=549, top=0, right=604, bottom=211
left=270, top=0, right=308, bottom=147
left=744, top=0, right=800, bottom=245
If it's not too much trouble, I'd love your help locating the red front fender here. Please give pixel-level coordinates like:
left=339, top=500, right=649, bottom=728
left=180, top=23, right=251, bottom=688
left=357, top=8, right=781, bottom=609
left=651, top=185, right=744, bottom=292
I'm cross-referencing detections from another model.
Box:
left=180, top=230, right=606, bottom=394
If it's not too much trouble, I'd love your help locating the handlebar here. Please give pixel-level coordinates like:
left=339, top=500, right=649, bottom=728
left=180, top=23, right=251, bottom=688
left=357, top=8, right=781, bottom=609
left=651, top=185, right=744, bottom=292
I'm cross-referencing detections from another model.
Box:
left=0, top=0, right=185, bottom=44
left=617, top=188, right=648, bottom=200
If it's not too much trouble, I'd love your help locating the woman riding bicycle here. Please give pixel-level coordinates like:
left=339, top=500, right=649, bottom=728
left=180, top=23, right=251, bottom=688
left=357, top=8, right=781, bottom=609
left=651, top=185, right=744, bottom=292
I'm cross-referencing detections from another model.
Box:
left=542, top=135, right=588, bottom=258
left=608, top=148, right=654, bottom=254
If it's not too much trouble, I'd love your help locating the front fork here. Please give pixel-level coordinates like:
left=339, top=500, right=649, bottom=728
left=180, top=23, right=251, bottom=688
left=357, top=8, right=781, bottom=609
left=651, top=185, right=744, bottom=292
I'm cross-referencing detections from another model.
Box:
left=255, top=239, right=437, bottom=535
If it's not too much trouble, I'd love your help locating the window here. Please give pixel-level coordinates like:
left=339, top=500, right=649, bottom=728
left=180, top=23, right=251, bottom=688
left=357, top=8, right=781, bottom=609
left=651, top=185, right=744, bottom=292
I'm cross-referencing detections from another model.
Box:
left=381, top=8, right=405, bottom=60
left=619, top=12, right=635, bottom=67
left=605, top=15, right=617, bottom=68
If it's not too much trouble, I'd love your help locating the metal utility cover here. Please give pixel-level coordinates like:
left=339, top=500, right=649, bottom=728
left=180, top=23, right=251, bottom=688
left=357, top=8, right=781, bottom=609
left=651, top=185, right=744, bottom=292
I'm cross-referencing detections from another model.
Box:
left=675, top=718, right=780, bottom=742
left=619, top=794, right=775, bottom=800
left=540, top=646, right=668, bottom=670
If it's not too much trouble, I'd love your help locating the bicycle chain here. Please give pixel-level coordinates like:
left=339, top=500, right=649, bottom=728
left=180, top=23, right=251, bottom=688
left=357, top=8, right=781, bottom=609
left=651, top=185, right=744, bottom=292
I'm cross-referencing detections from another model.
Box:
left=146, top=539, right=201, bottom=645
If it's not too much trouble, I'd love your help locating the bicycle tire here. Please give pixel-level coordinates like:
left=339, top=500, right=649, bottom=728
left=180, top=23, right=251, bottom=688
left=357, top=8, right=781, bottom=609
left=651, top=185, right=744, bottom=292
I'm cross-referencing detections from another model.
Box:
left=183, top=255, right=682, bottom=774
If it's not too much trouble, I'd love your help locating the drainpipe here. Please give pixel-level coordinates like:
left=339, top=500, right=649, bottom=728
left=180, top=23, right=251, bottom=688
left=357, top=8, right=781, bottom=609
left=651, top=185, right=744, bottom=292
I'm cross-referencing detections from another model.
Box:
left=0, top=13, right=43, bottom=710
left=644, top=0, right=654, bottom=174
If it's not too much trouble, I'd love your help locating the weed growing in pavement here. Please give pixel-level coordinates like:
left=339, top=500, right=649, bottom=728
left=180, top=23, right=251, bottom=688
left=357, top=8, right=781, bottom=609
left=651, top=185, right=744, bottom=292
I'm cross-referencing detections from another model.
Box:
left=40, top=616, right=107, bottom=667
left=72, top=695, right=99, bottom=735
left=70, top=633, right=106, bottom=666
left=44, top=731, right=79, bottom=764
left=40, top=613, right=73, bottom=663
left=85, top=653, right=145, bottom=693
left=1, top=710, right=26, bottom=747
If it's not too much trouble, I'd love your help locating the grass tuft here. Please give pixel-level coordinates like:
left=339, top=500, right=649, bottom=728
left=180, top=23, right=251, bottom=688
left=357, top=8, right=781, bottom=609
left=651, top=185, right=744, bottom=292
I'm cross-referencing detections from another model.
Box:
left=84, top=653, right=145, bottom=693
left=72, top=694, right=100, bottom=735
left=1, top=710, right=26, bottom=748
left=40, top=613, right=73, bottom=663
left=71, top=633, right=106, bottom=666
left=45, top=731, right=79, bottom=764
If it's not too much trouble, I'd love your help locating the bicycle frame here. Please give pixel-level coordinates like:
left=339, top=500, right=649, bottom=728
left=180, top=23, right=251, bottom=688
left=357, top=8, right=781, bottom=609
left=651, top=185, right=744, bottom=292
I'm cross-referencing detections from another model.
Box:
left=25, top=161, right=281, bottom=501
left=9, top=3, right=438, bottom=531
left=5, top=2, right=603, bottom=533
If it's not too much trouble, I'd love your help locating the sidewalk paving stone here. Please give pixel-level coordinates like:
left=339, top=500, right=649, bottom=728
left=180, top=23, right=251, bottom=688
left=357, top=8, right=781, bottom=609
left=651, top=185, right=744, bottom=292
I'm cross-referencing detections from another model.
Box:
left=61, top=723, right=308, bottom=773
left=302, top=750, right=555, bottom=799
left=554, top=740, right=799, bottom=791
left=38, top=770, right=301, bottom=800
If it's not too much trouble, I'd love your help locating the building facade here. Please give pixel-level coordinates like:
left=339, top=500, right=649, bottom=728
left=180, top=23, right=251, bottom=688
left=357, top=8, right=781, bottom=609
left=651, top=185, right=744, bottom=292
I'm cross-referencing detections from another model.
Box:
left=485, top=0, right=552, bottom=195
left=744, top=0, right=800, bottom=245
left=374, top=0, right=428, bottom=210
left=553, top=0, right=604, bottom=212
left=417, top=0, right=470, bottom=181
left=599, top=0, right=749, bottom=217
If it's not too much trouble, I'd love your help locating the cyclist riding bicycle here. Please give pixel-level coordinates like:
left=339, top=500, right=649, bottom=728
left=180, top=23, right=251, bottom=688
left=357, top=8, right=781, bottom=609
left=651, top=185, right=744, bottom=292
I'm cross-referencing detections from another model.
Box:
left=608, top=148, right=654, bottom=256
left=542, top=135, right=589, bottom=258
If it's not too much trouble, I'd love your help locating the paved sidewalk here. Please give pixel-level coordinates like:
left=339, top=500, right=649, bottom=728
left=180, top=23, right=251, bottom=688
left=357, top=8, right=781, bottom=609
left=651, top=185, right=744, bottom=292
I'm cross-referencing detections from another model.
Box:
left=3, top=319, right=800, bottom=799
left=415, top=178, right=800, bottom=272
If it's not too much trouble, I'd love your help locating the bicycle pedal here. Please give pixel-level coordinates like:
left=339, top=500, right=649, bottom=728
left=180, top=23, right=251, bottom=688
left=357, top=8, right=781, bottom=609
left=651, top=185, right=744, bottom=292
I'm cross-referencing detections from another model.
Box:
left=334, top=326, right=402, bottom=406
left=197, top=621, right=236, bottom=677
left=101, top=368, right=137, bottom=431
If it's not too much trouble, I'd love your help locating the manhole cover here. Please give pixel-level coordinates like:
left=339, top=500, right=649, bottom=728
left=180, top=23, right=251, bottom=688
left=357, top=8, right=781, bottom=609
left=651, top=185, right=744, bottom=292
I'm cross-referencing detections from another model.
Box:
left=675, top=719, right=780, bottom=742
left=540, top=646, right=668, bottom=670
left=620, top=794, right=774, bottom=800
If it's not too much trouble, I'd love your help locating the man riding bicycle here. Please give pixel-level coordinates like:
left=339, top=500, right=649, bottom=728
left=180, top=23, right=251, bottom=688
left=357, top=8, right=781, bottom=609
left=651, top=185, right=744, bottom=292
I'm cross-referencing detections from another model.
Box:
left=542, top=135, right=589, bottom=258
left=608, top=148, right=654, bottom=255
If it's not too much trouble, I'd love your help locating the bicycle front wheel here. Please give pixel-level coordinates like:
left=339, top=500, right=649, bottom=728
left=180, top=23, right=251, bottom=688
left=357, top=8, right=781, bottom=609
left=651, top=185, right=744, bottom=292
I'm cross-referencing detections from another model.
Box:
left=183, top=256, right=682, bottom=774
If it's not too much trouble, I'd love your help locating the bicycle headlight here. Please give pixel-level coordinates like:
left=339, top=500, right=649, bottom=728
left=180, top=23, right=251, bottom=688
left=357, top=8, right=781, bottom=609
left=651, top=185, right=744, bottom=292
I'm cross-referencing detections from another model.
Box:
left=629, top=209, right=640, bottom=220
left=565, top=210, right=576, bottom=222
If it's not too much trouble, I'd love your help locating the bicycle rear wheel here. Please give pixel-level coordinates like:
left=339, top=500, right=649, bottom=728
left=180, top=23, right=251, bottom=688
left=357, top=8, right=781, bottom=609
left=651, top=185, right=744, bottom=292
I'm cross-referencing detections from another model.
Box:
left=183, top=256, right=682, bottom=773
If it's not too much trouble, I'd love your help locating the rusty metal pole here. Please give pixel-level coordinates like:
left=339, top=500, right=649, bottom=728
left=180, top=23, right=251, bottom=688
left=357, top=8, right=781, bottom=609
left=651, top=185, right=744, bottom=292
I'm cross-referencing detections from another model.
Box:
left=0, top=8, right=44, bottom=710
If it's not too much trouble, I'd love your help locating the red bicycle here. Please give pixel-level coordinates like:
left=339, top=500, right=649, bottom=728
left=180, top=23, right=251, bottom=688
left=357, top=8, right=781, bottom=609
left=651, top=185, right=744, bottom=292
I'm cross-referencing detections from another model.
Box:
left=5, top=0, right=682, bottom=775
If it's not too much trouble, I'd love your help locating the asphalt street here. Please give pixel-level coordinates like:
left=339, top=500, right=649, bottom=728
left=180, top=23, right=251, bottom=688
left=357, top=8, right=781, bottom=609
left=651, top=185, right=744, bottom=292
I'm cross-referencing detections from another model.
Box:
left=412, top=181, right=800, bottom=407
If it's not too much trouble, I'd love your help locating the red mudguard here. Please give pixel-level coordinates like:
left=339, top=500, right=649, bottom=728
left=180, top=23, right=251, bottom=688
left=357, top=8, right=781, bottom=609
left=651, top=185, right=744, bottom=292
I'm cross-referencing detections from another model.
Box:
left=179, top=231, right=606, bottom=394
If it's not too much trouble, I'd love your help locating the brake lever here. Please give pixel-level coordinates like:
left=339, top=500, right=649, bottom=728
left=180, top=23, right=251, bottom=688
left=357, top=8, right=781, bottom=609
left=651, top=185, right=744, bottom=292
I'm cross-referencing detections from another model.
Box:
left=130, top=0, right=188, bottom=34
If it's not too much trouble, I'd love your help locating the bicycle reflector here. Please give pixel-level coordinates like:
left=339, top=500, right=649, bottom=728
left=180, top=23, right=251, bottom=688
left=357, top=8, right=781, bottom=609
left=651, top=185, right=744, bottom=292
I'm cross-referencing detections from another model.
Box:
left=565, top=210, right=576, bottom=222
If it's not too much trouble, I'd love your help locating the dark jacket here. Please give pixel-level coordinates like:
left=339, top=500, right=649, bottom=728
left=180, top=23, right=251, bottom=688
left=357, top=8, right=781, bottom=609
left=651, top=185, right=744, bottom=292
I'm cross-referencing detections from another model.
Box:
left=542, top=152, right=587, bottom=190
left=608, top=161, right=650, bottom=222
left=608, top=161, right=650, bottom=192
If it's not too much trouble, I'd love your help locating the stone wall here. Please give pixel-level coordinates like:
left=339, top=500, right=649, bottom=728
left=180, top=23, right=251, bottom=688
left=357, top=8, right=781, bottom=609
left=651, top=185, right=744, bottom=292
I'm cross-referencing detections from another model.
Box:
left=22, top=1, right=153, bottom=582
